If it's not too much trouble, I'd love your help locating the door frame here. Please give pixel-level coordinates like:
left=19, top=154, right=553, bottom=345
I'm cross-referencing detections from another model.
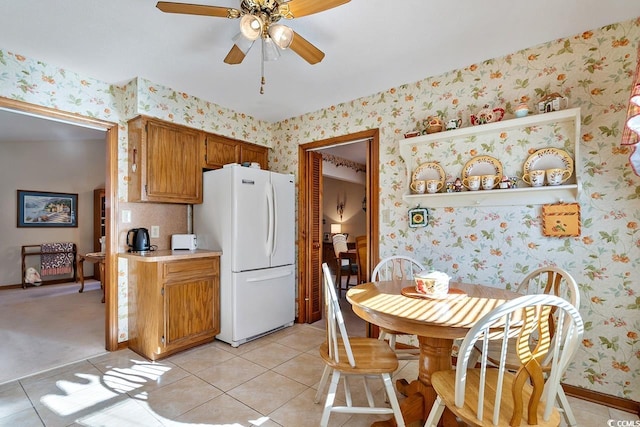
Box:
left=0, top=96, right=119, bottom=351
left=297, top=129, right=380, bottom=324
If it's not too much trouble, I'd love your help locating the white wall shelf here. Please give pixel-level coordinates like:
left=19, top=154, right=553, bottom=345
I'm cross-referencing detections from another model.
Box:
left=399, top=108, right=581, bottom=208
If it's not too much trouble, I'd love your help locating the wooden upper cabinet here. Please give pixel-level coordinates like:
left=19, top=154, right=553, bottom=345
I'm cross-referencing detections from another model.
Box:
left=203, top=133, right=240, bottom=169
left=240, top=143, right=268, bottom=170
left=128, top=116, right=203, bottom=204
left=203, top=132, right=268, bottom=170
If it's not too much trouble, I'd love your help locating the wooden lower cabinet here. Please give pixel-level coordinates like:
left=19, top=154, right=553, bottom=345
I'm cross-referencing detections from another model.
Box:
left=128, top=255, right=220, bottom=360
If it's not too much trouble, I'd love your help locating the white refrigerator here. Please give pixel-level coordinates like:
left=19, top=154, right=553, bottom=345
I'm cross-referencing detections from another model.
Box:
left=194, top=165, right=295, bottom=347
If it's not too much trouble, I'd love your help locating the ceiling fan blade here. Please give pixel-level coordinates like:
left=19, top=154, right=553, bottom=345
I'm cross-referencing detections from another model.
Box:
left=224, top=45, right=247, bottom=64
left=283, top=0, right=350, bottom=18
left=289, top=31, right=325, bottom=64
left=156, top=2, right=239, bottom=18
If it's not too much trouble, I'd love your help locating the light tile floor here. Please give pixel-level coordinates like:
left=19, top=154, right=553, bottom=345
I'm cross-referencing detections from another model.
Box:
left=1, top=321, right=637, bottom=426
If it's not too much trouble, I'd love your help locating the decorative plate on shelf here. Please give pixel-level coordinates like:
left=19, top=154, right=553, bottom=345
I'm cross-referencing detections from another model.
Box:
left=522, top=148, right=574, bottom=180
left=412, top=162, right=445, bottom=186
left=461, top=155, right=504, bottom=180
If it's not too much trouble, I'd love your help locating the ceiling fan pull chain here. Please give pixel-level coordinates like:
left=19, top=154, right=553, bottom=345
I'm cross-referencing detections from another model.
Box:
left=260, top=38, right=266, bottom=94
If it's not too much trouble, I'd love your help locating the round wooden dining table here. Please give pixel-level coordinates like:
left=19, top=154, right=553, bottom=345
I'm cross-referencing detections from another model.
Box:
left=346, top=280, right=521, bottom=427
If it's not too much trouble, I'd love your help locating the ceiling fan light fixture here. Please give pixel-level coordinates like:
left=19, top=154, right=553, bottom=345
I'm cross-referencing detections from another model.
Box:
left=262, top=37, right=281, bottom=62
left=231, top=32, right=255, bottom=54
left=268, top=24, right=293, bottom=49
left=239, top=14, right=262, bottom=40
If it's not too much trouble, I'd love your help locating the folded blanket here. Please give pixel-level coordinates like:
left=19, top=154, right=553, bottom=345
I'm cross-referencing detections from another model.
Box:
left=41, top=242, right=74, bottom=276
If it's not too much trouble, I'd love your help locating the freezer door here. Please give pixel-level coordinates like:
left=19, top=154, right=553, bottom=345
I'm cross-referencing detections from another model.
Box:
left=231, top=266, right=295, bottom=344
left=231, top=167, right=271, bottom=272
left=270, top=172, right=295, bottom=267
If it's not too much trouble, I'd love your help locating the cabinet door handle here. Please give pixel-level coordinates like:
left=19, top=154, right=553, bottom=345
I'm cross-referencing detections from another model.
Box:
left=132, top=147, right=138, bottom=172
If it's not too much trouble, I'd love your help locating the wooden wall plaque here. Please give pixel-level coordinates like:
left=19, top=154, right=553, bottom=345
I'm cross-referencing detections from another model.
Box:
left=542, top=203, right=581, bottom=237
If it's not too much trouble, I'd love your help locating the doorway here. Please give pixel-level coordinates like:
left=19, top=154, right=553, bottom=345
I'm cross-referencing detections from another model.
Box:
left=0, top=97, right=119, bottom=353
left=297, top=129, right=380, bottom=325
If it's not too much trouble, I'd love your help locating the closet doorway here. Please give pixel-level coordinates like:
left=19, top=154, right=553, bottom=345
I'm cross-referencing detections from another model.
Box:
left=297, top=129, right=379, bottom=325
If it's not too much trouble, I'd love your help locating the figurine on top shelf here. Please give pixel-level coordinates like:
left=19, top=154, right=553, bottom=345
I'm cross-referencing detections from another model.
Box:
left=470, top=104, right=505, bottom=126
left=453, top=178, right=463, bottom=192
left=422, top=116, right=444, bottom=134
left=514, top=103, right=529, bottom=118
left=537, top=93, right=569, bottom=114
left=499, top=175, right=511, bottom=189
left=445, top=118, right=462, bottom=130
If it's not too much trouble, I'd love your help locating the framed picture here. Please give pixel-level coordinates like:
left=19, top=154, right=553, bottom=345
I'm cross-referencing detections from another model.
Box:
left=17, top=190, right=78, bottom=228
left=323, top=232, right=331, bottom=243
left=408, top=207, right=429, bottom=228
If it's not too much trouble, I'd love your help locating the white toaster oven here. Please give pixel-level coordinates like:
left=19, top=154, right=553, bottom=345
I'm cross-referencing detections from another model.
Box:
left=171, top=234, right=197, bottom=250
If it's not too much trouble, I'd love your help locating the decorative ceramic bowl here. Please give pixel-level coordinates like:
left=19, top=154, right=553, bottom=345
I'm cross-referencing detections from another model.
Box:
left=514, top=103, right=529, bottom=118
left=415, top=270, right=450, bottom=296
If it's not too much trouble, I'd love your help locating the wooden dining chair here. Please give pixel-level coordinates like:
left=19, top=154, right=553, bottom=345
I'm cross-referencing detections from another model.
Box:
left=424, top=294, right=584, bottom=427
left=371, top=255, right=425, bottom=360
left=471, top=266, right=580, bottom=426
left=355, top=235, right=368, bottom=284
left=332, top=233, right=358, bottom=295
left=314, top=263, right=406, bottom=427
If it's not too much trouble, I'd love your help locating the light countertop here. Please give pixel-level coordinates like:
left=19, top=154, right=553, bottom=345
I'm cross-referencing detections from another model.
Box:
left=118, top=249, right=221, bottom=262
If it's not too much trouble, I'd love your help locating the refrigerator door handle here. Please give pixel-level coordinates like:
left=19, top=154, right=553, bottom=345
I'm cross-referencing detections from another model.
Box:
left=245, top=270, right=293, bottom=282
left=271, top=182, right=278, bottom=255
left=266, top=181, right=274, bottom=257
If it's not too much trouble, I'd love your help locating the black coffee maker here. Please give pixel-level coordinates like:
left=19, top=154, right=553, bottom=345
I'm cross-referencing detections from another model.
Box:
left=127, top=228, right=151, bottom=252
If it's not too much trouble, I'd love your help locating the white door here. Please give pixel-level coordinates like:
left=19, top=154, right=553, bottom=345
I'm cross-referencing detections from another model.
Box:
left=231, top=167, right=270, bottom=272
left=232, top=266, right=295, bottom=343
left=270, top=172, right=295, bottom=267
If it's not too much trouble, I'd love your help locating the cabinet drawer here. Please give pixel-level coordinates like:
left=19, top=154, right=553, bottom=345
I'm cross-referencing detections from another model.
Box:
left=162, top=257, right=219, bottom=282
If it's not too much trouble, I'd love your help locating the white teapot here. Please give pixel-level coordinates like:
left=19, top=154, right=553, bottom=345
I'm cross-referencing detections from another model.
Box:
left=445, top=118, right=462, bottom=130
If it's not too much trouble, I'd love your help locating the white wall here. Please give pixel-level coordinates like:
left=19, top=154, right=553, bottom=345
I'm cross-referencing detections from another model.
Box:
left=323, top=176, right=366, bottom=243
left=322, top=160, right=366, bottom=185
left=0, top=138, right=106, bottom=286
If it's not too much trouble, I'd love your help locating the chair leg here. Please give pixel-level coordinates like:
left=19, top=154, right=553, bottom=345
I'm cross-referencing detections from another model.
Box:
left=343, top=375, right=352, bottom=407
left=556, top=386, right=577, bottom=427
left=382, top=373, right=406, bottom=427
left=320, top=370, right=341, bottom=427
left=314, top=365, right=331, bottom=404
left=423, top=395, right=445, bottom=427
left=363, top=376, right=375, bottom=407
left=389, top=333, right=397, bottom=349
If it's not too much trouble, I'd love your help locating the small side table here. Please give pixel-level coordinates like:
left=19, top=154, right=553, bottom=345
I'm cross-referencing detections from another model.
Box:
left=77, top=252, right=105, bottom=303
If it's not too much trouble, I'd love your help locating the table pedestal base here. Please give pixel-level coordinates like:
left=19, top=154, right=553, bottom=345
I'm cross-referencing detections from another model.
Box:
left=371, top=336, right=458, bottom=427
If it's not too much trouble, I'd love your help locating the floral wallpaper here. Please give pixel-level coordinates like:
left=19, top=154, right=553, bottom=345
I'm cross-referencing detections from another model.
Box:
left=270, top=19, right=640, bottom=401
left=322, top=153, right=366, bottom=173
left=0, top=17, right=638, bottom=401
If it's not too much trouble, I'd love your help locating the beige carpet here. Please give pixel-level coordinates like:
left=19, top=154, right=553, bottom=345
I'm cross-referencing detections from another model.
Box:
left=0, top=280, right=107, bottom=384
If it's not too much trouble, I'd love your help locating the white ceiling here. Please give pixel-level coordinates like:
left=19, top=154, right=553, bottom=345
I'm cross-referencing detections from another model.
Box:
left=2, top=0, right=640, bottom=126
left=0, top=109, right=105, bottom=143
left=1, top=1, right=639, bottom=164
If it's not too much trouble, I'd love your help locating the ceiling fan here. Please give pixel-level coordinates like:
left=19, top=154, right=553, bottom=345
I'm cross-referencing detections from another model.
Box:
left=156, top=0, right=351, bottom=93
